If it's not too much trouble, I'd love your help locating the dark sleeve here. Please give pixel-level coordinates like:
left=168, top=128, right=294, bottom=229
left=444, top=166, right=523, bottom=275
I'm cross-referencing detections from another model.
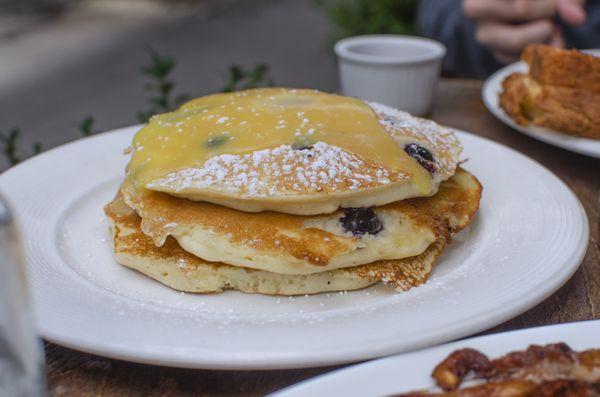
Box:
left=417, top=0, right=503, bottom=78
left=562, top=0, right=600, bottom=48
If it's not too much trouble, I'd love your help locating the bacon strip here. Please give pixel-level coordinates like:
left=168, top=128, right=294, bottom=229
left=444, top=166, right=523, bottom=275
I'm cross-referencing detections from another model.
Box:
left=395, top=343, right=600, bottom=396
left=397, top=379, right=600, bottom=397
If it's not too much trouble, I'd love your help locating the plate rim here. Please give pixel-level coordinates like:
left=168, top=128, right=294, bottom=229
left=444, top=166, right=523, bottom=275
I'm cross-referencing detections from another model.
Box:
left=481, top=50, right=600, bottom=159
left=0, top=125, right=590, bottom=370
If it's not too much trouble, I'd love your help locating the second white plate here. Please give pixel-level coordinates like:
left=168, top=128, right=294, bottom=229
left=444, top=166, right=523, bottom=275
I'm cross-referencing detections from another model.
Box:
left=482, top=49, right=600, bottom=158
left=274, top=320, right=600, bottom=397
left=0, top=126, right=589, bottom=369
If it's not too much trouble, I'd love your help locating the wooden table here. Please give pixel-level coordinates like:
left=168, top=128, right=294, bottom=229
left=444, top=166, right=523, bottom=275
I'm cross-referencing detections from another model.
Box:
left=45, top=79, right=600, bottom=396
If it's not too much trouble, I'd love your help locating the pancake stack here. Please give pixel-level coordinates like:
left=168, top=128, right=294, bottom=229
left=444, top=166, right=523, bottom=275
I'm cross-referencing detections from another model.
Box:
left=105, top=88, right=481, bottom=295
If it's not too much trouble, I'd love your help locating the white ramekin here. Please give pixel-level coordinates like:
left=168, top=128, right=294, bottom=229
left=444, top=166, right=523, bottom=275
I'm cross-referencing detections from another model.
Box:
left=334, top=35, right=446, bottom=116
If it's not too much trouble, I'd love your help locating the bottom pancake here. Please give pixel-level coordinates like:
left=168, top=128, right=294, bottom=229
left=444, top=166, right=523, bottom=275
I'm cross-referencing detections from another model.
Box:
left=105, top=195, right=446, bottom=295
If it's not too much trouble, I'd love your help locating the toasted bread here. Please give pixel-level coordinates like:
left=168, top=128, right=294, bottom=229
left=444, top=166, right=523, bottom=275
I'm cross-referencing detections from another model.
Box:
left=499, top=45, right=600, bottom=139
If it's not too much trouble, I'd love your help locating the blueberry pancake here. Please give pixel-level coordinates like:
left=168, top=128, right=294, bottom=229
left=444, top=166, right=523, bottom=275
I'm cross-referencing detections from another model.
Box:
left=117, top=169, right=481, bottom=284
left=129, top=88, right=462, bottom=215
left=106, top=194, right=447, bottom=295
left=120, top=168, right=480, bottom=275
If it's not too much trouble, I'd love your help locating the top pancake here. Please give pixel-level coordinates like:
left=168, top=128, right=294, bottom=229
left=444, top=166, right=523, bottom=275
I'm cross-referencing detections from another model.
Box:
left=128, top=88, right=462, bottom=215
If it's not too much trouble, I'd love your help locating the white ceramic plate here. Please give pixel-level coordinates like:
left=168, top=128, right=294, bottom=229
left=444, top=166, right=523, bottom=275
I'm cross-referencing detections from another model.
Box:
left=0, top=126, right=588, bottom=370
left=273, top=320, right=600, bottom=397
left=482, top=49, right=600, bottom=158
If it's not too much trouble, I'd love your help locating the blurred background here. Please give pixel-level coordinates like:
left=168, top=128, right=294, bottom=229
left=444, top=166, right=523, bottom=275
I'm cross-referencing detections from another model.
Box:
left=0, top=0, right=420, bottom=170
left=2, top=0, right=597, bottom=170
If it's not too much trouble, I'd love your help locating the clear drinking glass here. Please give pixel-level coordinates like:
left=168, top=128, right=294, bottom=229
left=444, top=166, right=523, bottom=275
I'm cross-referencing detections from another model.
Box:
left=0, top=196, right=46, bottom=396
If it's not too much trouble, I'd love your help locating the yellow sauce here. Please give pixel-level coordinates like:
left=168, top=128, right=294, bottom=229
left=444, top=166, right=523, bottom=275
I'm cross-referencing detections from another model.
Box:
left=129, top=88, right=431, bottom=193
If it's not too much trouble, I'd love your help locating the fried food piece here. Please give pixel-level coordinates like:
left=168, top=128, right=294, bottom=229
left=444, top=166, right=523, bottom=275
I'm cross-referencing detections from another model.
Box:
left=523, top=45, right=600, bottom=92
left=398, top=379, right=600, bottom=397
left=432, top=349, right=491, bottom=391
left=499, top=45, right=600, bottom=139
left=397, top=343, right=600, bottom=396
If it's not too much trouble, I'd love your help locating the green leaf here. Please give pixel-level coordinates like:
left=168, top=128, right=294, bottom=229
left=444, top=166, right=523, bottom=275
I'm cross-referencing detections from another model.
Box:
left=158, top=82, right=174, bottom=100
left=222, top=63, right=275, bottom=92
left=175, top=94, right=191, bottom=107
left=32, top=142, right=43, bottom=155
left=138, top=48, right=189, bottom=122
left=230, top=65, right=244, bottom=81
left=137, top=111, right=153, bottom=123
left=1, top=128, right=21, bottom=166
left=79, top=115, right=95, bottom=136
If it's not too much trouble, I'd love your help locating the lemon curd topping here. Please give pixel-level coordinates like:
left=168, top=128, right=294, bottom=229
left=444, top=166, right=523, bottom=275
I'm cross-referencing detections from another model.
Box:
left=128, top=88, right=432, bottom=194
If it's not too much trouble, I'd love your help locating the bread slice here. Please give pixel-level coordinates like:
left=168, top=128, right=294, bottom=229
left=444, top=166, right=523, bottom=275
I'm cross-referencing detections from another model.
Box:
left=499, top=45, right=600, bottom=139
left=523, top=45, right=600, bottom=92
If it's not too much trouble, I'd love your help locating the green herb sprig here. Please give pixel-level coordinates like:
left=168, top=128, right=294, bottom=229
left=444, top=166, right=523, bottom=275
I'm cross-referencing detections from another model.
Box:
left=2, top=53, right=276, bottom=168
left=79, top=115, right=95, bottom=136
left=32, top=142, right=43, bottom=155
left=137, top=48, right=190, bottom=123
left=0, top=128, right=21, bottom=166
left=222, top=64, right=274, bottom=92
left=0, top=128, right=43, bottom=166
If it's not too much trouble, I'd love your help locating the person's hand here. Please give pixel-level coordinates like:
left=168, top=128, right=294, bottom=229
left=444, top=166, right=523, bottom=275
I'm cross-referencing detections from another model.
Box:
left=462, top=0, right=587, bottom=63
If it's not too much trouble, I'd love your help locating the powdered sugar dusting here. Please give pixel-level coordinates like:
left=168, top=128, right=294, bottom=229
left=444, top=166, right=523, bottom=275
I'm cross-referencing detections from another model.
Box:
left=369, top=102, right=462, bottom=181
left=147, top=103, right=462, bottom=197
left=149, top=141, right=408, bottom=197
